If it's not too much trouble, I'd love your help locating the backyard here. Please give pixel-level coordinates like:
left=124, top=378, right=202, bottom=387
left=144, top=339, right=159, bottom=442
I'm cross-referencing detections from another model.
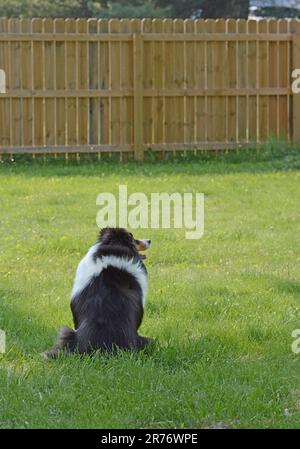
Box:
left=0, top=145, right=300, bottom=429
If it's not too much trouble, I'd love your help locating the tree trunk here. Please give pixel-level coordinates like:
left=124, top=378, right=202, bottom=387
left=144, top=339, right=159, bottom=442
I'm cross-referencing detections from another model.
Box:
left=201, top=0, right=249, bottom=19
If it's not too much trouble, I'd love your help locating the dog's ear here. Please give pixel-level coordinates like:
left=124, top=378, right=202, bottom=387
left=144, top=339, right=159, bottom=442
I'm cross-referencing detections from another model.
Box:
left=100, top=227, right=107, bottom=238
left=99, top=227, right=110, bottom=242
left=99, top=227, right=112, bottom=238
left=99, top=227, right=121, bottom=244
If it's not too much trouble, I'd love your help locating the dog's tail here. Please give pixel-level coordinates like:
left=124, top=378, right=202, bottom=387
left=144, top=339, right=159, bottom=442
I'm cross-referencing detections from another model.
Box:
left=42, top=326, right=76, bottom=359
left=57, top=325, right=77, bottom=351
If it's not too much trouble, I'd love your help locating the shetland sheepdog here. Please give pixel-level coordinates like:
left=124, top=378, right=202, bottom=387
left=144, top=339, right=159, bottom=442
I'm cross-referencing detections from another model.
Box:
left=45, top=228, right=152, bottom=358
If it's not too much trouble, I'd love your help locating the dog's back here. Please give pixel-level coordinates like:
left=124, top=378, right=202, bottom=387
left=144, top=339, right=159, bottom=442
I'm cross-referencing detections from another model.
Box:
left=45, top=228, right=151, bottom=358
left=71, top=263, right=145, bottom=352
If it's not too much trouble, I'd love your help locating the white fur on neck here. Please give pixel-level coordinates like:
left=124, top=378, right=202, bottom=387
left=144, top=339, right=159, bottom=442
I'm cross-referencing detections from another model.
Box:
left=71, top=244, right=148, bottom=306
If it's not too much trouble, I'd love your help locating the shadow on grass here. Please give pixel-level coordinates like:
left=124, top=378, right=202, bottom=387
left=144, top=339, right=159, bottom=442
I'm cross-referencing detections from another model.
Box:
left=0, top=287, right=58, bottom=356
left=0, top=142, right=300, bottom=178
left=242, top=273, right=300, bottom=302
left=271, top=277, right=300, bottom=299
left=0, top=284, right=239, bottom=372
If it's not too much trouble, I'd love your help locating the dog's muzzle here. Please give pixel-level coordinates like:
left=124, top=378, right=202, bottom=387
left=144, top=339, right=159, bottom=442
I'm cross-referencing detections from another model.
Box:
left=135, top=239, right=151, bottom=259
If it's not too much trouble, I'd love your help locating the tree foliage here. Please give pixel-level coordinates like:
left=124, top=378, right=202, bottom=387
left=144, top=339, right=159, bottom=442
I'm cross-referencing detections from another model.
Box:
left=201, top=0, right=249, bottom=19
left=153, top=0, right=201, bottom=18
left=97, top=1, right=171, bottom=19
left=254, top=6, right=300, bottom=18
left=0, top=0, right=171, bottom=18
left=1, top=0, right=298, bottom=20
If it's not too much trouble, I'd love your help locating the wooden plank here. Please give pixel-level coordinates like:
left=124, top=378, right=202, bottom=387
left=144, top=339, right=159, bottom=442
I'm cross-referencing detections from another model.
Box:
left=163, top=19, right=174, bottom=145
left=66, top=19, right=77, bottom=92
left=0, top=33, right=133, bottom=42
left=21, top=19, right=33, bottom=147
left=237, top=19, right=247, bottom=143
left=66, top=19, right=77, bottom=146
left=213, top=19, right=226, bottom=143
left=0, top=32, right=293, bottom=42
left=32, top=19, right=44, bottom=147
left=98, top=19, right=109, bottom=146
left=54, top=19, right=66, bottom=147
left=44, top=19, right=55, bottom=93
left=88, top=18, right=99, bottom=145
left=0, top=18, right=10, bottom=147
left=120, top=19, right=133, bottom=146
left=206, top=20, right=214, bottom=142
left=226, top=19, right=237, bottom=143
left=258, top=20, right=269, bottom=141
left=133, top=21, right=143, bottom=160
left=0, top=18, right=10, bottom=90
left=142, top=18, right=153, bottom=145
left=145, top=87, right=291, bottom=96
left=76, top=18, right=88, bottom=146
left=1, top=87, right=291, bottom=98
left=278, top=19, right=289, bottom=140
left=109, top=19, right=121, bottom=146
left=269, top=19, right=279, bottom=138
left=195, top=19, right=207, bottom=144
left=173, top=19, right=185, bottom=144
left=44, top=19, right=56, bottom=147
left=32, top=19, right=45, bottom=97
left=20, top=20, right=32, bottom=92
left=10, top=19, right=22, bottom=147
left=149, top=142, right=259, bottom=151
left=141, top=33, right=293, bottom=42
left=0, top=141, right=264, bottom=155
left=248, top=19, right=258, bottom=143
left=152, top=19, right=164, bottom=144
left=184, top=19, right=196, bottom=144
left=0, top=144, right=133, bottom=154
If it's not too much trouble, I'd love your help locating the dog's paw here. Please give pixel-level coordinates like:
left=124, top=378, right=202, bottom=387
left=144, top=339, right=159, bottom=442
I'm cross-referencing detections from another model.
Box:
left=40, top=351, right=51, bottom=360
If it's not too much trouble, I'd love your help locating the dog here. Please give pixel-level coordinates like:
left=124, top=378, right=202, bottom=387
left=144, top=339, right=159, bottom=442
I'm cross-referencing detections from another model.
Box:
left=45, top=228, right=152, bottom=358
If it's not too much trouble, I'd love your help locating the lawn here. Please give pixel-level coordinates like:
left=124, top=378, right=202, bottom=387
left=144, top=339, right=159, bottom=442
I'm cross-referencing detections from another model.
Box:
left=0, top=146, right=300, bottom=429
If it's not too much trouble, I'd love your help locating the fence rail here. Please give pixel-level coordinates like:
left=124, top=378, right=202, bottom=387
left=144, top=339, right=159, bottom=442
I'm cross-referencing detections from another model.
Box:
left=0, top=17, right=299, bottom=160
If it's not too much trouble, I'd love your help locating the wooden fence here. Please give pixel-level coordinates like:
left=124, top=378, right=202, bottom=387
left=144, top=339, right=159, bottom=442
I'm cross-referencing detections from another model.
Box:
left=0, top=18, right=300, bottom=160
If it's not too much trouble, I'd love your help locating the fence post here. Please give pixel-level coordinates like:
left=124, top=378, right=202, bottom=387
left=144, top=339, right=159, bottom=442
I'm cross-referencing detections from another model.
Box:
left=133, top=32, right=144, bottom=160
left=293, top=32, right=300, bottom=144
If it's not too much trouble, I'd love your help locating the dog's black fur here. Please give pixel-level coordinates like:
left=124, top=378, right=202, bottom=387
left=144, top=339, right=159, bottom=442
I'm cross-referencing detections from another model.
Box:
left=45, top=228, right=152, bottom=358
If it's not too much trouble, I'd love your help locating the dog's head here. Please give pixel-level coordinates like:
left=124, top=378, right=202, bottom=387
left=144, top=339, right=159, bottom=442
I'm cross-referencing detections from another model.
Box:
left=98, top=228, right=151, bottom=259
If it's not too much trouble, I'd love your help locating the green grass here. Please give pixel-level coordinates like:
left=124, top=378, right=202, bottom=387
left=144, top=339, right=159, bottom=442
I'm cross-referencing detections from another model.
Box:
left=1, top=145, right=300, bottom=429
